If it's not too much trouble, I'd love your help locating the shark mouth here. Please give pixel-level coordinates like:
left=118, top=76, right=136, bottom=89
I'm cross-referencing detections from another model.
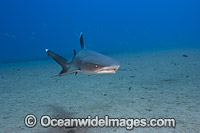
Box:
left=96, top=65, right=120, bottom=74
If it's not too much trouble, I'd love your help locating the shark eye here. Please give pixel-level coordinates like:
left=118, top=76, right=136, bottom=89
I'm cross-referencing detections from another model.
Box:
left=95, top=64, right=98, bottom=68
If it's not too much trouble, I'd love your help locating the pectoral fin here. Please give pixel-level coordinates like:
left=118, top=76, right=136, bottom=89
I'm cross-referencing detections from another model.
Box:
left=52, top=69, right=80, bottom=77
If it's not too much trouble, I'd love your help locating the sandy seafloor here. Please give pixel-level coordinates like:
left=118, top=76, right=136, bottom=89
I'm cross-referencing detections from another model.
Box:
left=0, top=48, right=200, bottom=133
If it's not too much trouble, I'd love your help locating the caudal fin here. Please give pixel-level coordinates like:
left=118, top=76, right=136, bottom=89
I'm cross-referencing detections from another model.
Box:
left=46, top=49, right=70, bottom=75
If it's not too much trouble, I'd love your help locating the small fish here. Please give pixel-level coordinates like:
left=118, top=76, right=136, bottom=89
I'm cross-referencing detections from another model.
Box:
left=10, top=34, right=16, bottom=39
left=43, top=22, right=48, bottom=27
left=5, top=32, right=9, bottom=37
left=183, top=54, right=188, bottom=57
left=46, top=32, right=120, bottom=76
left=29, top=32, right=35, bottom=40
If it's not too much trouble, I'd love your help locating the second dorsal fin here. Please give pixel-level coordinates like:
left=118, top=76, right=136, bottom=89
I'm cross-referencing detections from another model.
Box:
left=73, top=49, right=76, bottom=59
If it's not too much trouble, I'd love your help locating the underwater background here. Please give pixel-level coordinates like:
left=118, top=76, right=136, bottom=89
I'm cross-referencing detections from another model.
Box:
left=1, top=0, right=200, bottom=133
left=0, top=0, right=200, bottom=62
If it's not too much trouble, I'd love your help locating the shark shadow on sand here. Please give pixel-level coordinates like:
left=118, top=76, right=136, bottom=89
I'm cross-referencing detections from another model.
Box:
left=44, top=104, right=89, bottom=133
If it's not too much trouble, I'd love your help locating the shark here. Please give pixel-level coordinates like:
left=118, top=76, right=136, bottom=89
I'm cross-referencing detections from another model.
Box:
left=46, top=32, right=120, bottom=76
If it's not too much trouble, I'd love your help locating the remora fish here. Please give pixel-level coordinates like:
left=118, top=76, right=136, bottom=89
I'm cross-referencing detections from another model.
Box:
left=46, top=32, right=120, bottom=76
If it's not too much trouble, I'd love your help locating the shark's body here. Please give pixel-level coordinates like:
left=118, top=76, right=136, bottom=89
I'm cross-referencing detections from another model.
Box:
left=46, top=33, right=120, bottom=76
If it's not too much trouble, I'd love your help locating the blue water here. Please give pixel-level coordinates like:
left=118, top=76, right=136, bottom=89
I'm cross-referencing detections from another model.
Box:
left=0, top=0, right=200, bottom=62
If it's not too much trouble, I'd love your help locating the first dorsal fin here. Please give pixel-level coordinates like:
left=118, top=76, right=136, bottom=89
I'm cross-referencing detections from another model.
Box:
left=80, top=32, right=85, bottom=49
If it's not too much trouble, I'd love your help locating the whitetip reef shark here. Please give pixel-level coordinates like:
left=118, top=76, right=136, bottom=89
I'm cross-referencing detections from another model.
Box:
left=46, top=32, right=120, bottom=76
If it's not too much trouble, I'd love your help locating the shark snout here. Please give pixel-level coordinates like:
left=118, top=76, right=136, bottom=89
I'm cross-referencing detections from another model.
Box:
left=96, top=65, right=120, bottom=74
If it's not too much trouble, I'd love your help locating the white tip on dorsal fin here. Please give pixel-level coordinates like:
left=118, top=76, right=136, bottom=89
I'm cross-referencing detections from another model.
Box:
left=45, top=49, right=49, bottom=52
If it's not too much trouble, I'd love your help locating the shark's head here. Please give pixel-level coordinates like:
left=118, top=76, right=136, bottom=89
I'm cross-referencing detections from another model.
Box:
left=80, top=53, right=120, bottom=75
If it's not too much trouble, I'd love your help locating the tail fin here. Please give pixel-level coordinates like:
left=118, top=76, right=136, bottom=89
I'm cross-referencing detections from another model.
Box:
left=46, top=49, right=70, bottom=75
